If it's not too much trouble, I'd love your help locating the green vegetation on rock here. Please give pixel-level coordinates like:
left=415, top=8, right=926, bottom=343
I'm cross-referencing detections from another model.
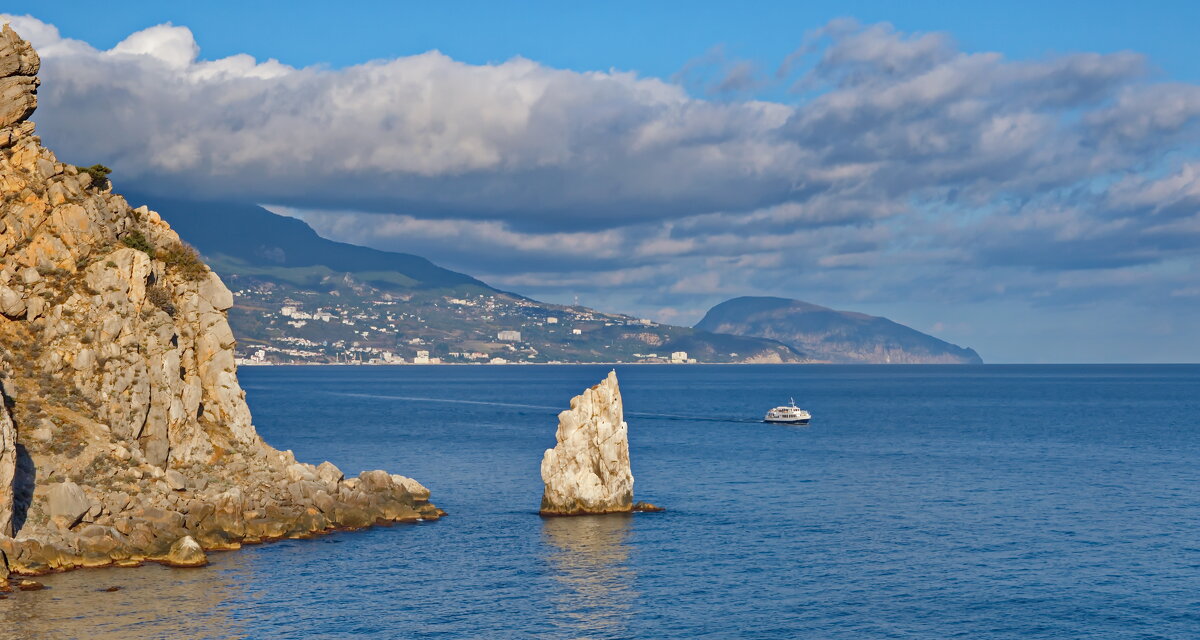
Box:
left=121, top=230, right=154, bottom=256
left=75, top=163, right=112, bottom=189
left=157, top=241, right=208, bottom=281
left=145, top=284, right=175, bottom=316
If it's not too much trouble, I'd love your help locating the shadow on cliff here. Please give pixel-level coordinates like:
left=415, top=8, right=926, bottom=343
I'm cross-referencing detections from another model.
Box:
left=3, top=386, right=37, bottom=536
left=12, top=443, right=35, bottom=535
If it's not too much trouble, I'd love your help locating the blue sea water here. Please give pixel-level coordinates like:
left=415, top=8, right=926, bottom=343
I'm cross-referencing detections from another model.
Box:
left=4, top=364, right=1199, bottom=639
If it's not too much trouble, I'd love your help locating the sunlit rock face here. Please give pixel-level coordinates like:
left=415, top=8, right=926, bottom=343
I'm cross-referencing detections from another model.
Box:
left=0, top=398, right=15, bottom=538
left=540, top=371, right=634, bottom=516
left=0, top=25, right=442, bottom=582
left=0, top=25, right=38, bottom=134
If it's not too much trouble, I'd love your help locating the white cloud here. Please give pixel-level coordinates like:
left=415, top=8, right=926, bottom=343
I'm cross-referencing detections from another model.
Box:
left=4, top=13, right=1200, bottom=360
left=108, top=23, right=199, bottom=68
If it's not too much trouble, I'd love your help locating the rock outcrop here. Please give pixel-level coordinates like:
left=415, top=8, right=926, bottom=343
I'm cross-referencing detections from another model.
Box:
left=0, top=393, right=14, bottom=538
left=0, top=25, right=441, bottom=585
left=159, top=535, right=206, bottom=568
left=0, top=25, right=38, bottom=136
left=540, top=371, right=635, bottom=516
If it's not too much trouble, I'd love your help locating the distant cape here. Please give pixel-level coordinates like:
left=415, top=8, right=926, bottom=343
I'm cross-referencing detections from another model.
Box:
left=695, top=296, right=983, bottom=364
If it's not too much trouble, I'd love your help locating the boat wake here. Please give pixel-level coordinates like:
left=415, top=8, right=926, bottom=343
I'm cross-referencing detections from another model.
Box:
left=321, top=391, right=763, bottom=424
left=324, top=391, right=564, bottom=413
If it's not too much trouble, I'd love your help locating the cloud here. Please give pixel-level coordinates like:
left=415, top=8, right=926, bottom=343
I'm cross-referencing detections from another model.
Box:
left=4, top=13, right=1200, bottom=360
left=673, top=45, right=767, bottom=96
left=7, top=14, right=797, bottom=227
left=109, top=23, right=200, bottom=69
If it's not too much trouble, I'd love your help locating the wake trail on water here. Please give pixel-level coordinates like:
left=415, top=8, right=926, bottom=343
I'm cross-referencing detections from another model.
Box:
left=322, top=391, right=763, bottom=424
left=325, top=391, right=563, bottom=412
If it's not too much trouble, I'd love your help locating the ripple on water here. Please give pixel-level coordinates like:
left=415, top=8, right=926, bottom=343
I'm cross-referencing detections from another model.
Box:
left=2, top=364, right=1198, bottom=639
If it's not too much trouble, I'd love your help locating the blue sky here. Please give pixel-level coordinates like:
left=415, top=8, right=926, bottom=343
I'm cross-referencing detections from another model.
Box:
left=10, top=1, right=1200, bottom=85
left=3, top=4, right=1200, bottom=363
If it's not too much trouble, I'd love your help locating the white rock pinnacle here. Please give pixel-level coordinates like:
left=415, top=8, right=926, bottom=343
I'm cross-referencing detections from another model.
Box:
left=540, top=371, right=635, bottom=515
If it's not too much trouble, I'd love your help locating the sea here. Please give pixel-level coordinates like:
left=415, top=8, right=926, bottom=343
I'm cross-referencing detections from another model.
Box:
left=3, top=364, right=1198, bottom=639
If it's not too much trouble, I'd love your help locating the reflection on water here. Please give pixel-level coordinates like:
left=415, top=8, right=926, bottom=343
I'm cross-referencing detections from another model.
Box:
left=0, top=553, right=252, bottom=640
left=541, top=515, right=637, bottom=638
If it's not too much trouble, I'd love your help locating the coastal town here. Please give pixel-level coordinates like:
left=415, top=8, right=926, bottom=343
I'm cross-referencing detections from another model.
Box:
left=227, top=279, right=697, bottom=365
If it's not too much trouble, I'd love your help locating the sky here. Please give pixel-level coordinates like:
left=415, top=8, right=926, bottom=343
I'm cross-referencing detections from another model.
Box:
left=3, top=2, right=1200, bottom=363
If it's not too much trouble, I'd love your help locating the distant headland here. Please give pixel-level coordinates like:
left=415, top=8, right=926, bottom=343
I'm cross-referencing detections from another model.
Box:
left=142, top=199, right=980, bottom=366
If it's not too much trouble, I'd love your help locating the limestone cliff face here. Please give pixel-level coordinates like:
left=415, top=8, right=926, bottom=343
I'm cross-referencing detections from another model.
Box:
left=0, top=396, right=14, bottom=538
left=0, top=26, right=38, bottom=139
left=0, top=26, right=441, bottom=585
left=540, top=371, right=634, bottom=515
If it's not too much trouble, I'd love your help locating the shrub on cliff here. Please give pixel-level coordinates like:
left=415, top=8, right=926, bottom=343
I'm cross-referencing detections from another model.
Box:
left=76, top=164, right=112, bottom=189
left=158, top=241, right=208, bottom=281
left=146, top=284, right=176, bottom=316
left=121, top=230, right=154, bottom=256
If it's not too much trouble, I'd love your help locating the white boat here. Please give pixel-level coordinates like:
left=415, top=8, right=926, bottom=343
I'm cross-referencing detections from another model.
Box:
left=764, top=398, right=811, bottom=425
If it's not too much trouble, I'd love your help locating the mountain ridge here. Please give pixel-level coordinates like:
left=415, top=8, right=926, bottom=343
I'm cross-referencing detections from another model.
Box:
left=125, top=196, right=495, bottom=292
left=136, top=198, right=807, bottom=365
left=696, top=296, right=983, bottom=364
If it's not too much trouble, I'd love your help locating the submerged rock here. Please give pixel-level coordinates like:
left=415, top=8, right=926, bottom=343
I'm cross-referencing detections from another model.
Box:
left=16, top=579, right=43, bottom=591
left=540, top=371, right=635, bottom=516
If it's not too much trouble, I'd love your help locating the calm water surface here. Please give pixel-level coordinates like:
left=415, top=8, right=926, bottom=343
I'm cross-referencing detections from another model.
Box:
left=4, top=365, right=1198, bottom=639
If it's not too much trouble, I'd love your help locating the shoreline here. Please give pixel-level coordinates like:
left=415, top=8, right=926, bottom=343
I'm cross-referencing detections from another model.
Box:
left=234, top=361, right=1200, bottom=367
left=234, top=360, right=1007, bottom=367
left=4, top=514, right=443, bottom=584
left=235, top=360, right=831, bottom=366
left=1, top=464, right=446, bottom=587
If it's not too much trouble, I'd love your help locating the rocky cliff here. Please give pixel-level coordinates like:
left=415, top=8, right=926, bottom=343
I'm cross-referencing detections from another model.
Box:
left=696, top=296, right=983, bottom=365
left=0, top=25, right=440, bottom=589
left=540, top=372, right=635, bottom=516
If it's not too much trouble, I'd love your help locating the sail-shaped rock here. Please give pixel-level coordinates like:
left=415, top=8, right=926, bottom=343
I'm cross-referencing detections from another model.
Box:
left=540, top=371, right=635, bottom=515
